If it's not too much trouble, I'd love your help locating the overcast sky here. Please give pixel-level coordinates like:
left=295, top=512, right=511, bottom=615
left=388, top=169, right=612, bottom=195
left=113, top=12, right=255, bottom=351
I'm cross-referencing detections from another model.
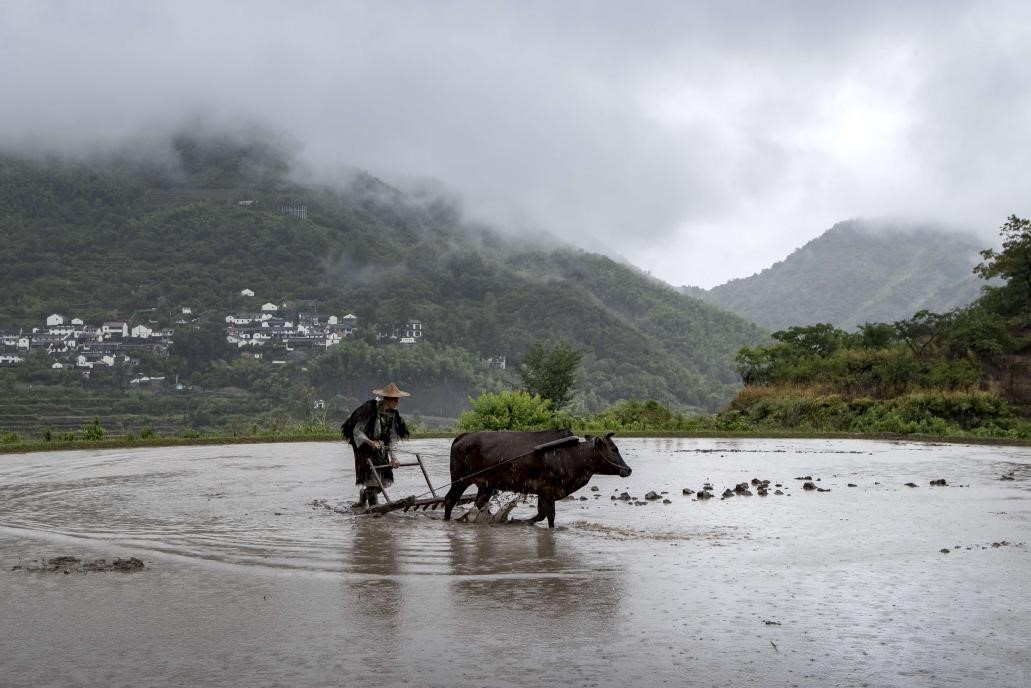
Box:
left=3, top=1, right=1029, bottom=287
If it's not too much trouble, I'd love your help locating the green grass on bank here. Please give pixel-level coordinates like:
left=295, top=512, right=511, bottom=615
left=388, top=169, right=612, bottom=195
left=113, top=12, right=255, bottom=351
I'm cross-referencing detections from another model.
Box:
left=3, top=428, right=1030, bottom=455
left=4, top=390, right=1031, bottom=455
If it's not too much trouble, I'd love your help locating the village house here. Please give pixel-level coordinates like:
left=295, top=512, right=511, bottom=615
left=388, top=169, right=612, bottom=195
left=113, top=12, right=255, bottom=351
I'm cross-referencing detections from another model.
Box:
left=240, top=288, right=255, bottom=297
left=131, top=324, right=154, bottom=339
left=0, top=354, right=23, bottom=365
left=45, top=313, right=66, bottom=327
left=130, top=375, right=167, bottom=388
left=79, top=341, right=119, bottom=355
left=30, top=333, right=72, bottom=353
left=102, top=321, right=129, bottom=338
left=327, top=315, right=358, bottom=337
left=1, top=331, right=22, bottom=350
left=226, top=313, right=262, bottom=325
left=261, top=302, right=279, bottom=313
left=276, top=203, right=308, bottom=219
left=75, top=327, right=103, bottom=346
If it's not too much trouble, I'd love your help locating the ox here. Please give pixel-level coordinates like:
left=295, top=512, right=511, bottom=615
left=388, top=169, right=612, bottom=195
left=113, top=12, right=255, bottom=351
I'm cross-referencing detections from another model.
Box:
left=443, top=430, right=632, bottom=527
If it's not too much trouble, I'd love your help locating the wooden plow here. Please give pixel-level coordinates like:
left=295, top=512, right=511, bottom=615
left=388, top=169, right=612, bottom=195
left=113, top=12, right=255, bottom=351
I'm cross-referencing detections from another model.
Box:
left=358, top=452, right=475, bottom=515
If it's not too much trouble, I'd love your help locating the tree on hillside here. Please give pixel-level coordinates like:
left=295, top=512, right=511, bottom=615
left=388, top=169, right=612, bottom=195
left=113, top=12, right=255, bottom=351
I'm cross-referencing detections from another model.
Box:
left=856, top=322, right=898, bottom=349
left=974, top=214, right=1031, bottom=323
left=170, top=321, right=234, bottom=378
left=734, top=345, right=785, bottom=386
left=893, top=310, right=952, bottom=359
left=771, top=323, right=845, bottom=358
left=519, top=342, right=583, bottom=409
left=942, top=305, right=1012, bottom=361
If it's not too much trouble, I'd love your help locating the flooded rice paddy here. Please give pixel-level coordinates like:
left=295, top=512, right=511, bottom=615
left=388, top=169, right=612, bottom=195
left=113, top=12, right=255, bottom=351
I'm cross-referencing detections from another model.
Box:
left=1, top=437, right=1029, bottom=687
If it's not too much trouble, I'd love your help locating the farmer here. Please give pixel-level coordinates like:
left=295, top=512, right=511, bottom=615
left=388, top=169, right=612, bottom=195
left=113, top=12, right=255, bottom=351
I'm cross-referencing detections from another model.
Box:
left=342, top=383, right=411, bottom=506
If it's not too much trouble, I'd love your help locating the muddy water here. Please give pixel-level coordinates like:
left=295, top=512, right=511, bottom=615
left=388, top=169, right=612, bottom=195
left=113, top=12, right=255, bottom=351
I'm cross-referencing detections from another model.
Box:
left=1, top=438, right=1029, bottom=688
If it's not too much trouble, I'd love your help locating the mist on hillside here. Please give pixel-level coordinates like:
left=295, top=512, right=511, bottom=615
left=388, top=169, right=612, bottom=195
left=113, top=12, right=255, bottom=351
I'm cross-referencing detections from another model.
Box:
left=4, top=2, right=1031, bottom=287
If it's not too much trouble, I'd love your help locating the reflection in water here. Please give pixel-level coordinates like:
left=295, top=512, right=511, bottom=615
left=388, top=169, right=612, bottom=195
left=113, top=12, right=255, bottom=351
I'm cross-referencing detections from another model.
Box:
left=342, top=517, right=404, bottom=669
left=446, top=524, right=623, bottom=624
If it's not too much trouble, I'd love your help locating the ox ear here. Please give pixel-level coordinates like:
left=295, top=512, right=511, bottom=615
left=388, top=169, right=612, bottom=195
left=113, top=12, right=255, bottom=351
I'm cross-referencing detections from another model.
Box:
left=605, top=431, right=616, bottom=439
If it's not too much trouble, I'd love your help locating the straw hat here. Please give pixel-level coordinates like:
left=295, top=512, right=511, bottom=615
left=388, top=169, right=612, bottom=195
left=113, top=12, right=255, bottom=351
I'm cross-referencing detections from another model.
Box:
left=373, top=382, right=410, bottom=398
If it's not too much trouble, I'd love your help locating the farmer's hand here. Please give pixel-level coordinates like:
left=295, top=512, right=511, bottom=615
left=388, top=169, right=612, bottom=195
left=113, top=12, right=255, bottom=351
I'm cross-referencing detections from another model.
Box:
left=369, top=440, right=382, bottom=450
left=390, top=458, right=400, bottom=468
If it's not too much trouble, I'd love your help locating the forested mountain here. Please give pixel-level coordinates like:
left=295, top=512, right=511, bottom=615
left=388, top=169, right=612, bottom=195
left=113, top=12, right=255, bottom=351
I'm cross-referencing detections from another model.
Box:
left=687, top=220, right=987, bottom=331
left=0, top=135, right=767, bottom=416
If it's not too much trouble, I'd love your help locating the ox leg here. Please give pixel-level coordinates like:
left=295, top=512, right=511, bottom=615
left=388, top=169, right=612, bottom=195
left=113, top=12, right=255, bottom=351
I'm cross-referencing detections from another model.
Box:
left=525, top=496, right=548, bottom=525
left=474, top=484, right=495, bottom=511
left=443, top=481, right=469, bottom=521
left=544, top=498, right=556, bottom=528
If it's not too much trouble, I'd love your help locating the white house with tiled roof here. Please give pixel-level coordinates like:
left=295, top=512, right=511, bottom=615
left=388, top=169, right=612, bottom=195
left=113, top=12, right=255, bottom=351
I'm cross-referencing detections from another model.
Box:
left=102, top=321, right=128, bottom=338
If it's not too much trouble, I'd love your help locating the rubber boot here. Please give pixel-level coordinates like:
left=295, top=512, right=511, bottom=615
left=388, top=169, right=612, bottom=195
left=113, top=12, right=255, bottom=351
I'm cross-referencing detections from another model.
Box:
left=357, top=488, right=368, bottom=507
left=366, top=488, right=379, bottom=506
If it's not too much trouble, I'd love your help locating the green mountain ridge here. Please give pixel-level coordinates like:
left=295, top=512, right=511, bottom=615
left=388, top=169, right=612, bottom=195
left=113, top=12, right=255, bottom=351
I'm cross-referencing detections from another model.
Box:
left=688, top=220, right=987, bottom=331
left=0, top=137, right=767, bottom=419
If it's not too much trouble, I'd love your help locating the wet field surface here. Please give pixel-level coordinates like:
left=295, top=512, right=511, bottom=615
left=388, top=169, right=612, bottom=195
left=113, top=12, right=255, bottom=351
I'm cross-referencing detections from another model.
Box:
left=1, top=438, right=1029, bottom=687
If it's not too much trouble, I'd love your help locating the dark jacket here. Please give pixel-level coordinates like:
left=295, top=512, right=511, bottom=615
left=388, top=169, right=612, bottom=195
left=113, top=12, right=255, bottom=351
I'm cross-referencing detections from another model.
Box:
left=342, top=399, right=410, bottom=485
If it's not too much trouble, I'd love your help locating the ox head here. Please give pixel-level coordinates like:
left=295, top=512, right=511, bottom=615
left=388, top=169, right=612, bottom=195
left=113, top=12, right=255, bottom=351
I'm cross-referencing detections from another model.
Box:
left=585, top=432, right=631, bottom=478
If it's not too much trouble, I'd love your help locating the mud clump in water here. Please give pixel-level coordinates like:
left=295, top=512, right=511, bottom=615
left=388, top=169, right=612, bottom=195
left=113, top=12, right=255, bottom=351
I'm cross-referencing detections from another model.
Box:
left=13, top=556, right=145, bottom=574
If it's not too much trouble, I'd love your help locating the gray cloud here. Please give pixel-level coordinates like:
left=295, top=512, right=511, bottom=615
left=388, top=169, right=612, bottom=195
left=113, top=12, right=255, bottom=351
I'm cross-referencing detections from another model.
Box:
left=2, top=0, right=1028, bottom=287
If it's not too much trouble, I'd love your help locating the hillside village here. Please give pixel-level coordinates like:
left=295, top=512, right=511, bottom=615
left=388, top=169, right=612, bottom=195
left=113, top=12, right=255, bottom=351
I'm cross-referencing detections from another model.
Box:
left=0, top=289, right=439, bottom=382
